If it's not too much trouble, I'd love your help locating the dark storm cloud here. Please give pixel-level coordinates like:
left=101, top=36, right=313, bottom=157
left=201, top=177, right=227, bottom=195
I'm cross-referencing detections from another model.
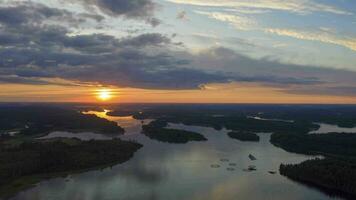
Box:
left=73, top=0, right=161, bottom=26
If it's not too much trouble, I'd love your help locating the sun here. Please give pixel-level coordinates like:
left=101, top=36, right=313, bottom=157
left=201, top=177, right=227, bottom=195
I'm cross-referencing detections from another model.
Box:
left=96, top=89, right=112, bottom=101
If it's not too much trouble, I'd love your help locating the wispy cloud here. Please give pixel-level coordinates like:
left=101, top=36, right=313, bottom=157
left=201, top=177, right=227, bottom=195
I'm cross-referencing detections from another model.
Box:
left=265, top=28, right=356, bottom=51
left=166, top=0, right=352, bottom=15
left=194, top=11, right=257, bottom=30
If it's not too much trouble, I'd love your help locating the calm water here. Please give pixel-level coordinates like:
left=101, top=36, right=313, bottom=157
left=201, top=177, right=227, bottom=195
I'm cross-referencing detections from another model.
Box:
left=9, top=111, right=345, bottom=200
left=310, top=123, right=356, bottom=134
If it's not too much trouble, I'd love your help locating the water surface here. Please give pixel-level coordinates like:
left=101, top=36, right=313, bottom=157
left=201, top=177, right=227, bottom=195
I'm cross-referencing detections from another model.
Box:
left=310, top=123, right=356, bottom=134
left=9, top=111, right=346, bottom=200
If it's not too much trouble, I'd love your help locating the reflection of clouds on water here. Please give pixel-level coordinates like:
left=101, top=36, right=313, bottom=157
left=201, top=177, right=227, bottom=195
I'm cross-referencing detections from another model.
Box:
left=114, top=158, right=168, bottom=184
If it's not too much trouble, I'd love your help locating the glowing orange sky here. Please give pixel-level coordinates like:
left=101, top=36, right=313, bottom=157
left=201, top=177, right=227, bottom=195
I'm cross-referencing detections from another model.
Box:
left=1, top=83, right=355, bottom=104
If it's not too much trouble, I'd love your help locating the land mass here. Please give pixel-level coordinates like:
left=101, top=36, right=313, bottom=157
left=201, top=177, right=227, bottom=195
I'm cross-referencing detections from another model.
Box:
left=0, top=138, right=142, bottom=198
left=271, top=132, right=356, bottom=197
left=270, top=132, right=356, bottom=156
left=280, top=158, right=356, bottom=198
left=142, top=120, right=207, bottom=143
left=0, top=106, right=125, bottom=139
left=228, top=131, right=260, bottom=142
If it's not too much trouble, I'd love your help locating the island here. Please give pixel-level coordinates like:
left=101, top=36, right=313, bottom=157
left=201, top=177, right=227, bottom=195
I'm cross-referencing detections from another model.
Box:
left=142, top=120, right=207, bottom=143
left=0, top=138, right=142, bottom=198
left=228, top=131, right=260, bottom=142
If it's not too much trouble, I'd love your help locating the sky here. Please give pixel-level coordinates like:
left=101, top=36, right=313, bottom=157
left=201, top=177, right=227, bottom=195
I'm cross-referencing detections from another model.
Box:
left=0, top=0, right=355, bottom=103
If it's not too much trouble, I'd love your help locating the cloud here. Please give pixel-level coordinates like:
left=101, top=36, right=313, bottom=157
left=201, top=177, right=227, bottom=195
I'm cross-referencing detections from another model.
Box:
left=185, top=47, right=356, bottom=96
left=0, top=1, right=355, bottom=96
left=0, top=75, right=53, bottom=85
left=0, top=2, right=75, bottom=26
left=166, top=0, right=351, bottom=15
left=265, top=28, right=356, bottom=51
left=73, top=0, right=161, bottom=26
left=287, top=86, right=356, bottom=96
left=0, top=3, right=229, bottom=89
left=194, top=11, right=257, bottom=30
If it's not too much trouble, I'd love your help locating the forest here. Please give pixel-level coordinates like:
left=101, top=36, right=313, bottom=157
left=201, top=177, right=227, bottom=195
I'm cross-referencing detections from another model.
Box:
left=227, top=131, right=260, bottom=142
left=270, top=132, right=356, bottom=156
left=272, top=132, right=356, bottom=198
left=280, top=158, right=356, bottom=197
left=142, top=120, right=207, bottom=143
left=0, top=138, right=142, bottom=196
left=0, top=106, right=124, bottom=137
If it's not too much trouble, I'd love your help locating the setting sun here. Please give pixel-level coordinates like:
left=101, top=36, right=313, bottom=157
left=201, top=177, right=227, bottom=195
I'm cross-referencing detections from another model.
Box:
left=96, top=89, right=112, bottom=101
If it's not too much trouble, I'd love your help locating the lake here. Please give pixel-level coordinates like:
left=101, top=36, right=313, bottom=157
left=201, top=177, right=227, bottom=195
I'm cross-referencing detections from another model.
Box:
left=9, top=111, right=345, bottom=200
left=310, top=123, right=356, bottom=134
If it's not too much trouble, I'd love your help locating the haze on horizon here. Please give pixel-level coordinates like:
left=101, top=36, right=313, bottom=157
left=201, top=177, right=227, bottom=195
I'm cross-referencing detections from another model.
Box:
left=0, top=0, right=355, bottom=103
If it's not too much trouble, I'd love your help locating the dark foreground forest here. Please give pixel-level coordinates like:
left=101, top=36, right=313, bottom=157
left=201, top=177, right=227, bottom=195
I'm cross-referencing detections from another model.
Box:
left=0, top=138, right=142, bottom=197
left=271, top=132, right=356, bottom=197
left=280, top=158, right=356, bottom=197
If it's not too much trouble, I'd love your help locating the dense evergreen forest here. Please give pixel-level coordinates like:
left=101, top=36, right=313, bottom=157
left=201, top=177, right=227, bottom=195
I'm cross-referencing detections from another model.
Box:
left=126, top=106, right=320, bottom=133
left=0, top=106, right=124, bottom=136
left=280, top=158, right=356, bottom=197
left=227, top=131, right=260, bottom=142
left=271, top=132, right=356, bottom=198
left=0, top=138, right=142, bottom=196
left=142, top=120, right=207, bottom=143
left=124, top=104, right=356, bottom=128
left=270, top=132, right=356, bottom=156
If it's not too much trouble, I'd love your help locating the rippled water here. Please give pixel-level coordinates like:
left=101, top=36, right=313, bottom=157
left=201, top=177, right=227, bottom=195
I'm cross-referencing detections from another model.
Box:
left=9, top=111, right=346, bottom=200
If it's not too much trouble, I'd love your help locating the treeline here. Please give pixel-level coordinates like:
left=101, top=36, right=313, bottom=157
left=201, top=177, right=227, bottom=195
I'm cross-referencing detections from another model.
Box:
left=129, top=104, right=356, bottom=128
left=270, top=132, right=356, bottom=156
left=280, top=158, right=356, bottom=197
left=0, top=138, right=142, bottom=187
left=228, top=131, right=260, bottom=142
left=0, top=106, right=124, bottom=136
left=142, top=120, right=207, bottom=143
left=272, top=132, right=356, bottom=198
left=259, top=106, right=356, bottom=128
left=134, top=112, right=318, bottom=134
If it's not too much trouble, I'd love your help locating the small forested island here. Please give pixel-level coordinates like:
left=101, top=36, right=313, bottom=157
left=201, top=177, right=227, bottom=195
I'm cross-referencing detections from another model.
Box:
left=0, top=138, right=142, bottom=197
left=280, top=158, right=356, bottom=197
left=228, top=131, right=260, bottom=142
left=0, top=106, right=125, bottom=137
left=107, top=110, right=139, bottom=117
left=142, top=120, right=207, bottom=143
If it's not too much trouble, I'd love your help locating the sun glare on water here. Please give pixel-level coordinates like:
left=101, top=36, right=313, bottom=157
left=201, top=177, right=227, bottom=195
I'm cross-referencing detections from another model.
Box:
left=96, top=89, right=113, bottom=101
